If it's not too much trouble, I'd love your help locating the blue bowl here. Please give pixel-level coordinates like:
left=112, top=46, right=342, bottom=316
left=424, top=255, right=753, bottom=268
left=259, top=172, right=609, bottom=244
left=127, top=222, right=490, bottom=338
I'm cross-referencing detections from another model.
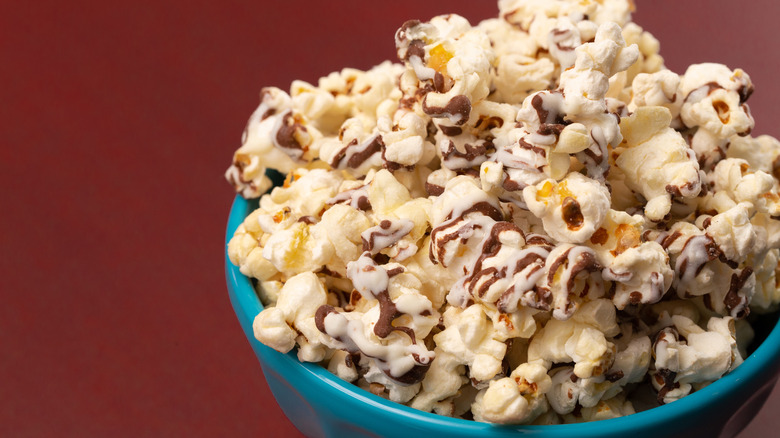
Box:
left=226, top=194, right=780, bottom=438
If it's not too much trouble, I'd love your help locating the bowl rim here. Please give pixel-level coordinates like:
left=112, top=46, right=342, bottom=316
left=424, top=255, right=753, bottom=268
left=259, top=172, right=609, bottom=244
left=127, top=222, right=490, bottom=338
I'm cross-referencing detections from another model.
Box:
left=226, top=193, right=780, bottom=434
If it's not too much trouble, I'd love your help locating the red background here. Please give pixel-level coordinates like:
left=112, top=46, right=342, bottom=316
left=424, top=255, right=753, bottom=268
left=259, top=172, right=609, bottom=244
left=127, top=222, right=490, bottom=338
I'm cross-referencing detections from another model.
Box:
left=3, top=1, right=779, bottom=436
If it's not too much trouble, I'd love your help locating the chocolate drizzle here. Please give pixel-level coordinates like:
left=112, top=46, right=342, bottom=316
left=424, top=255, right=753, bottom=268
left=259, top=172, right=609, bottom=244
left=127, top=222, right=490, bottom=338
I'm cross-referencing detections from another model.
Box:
left=674, top=234, right=722, bottom=295
left=658, top=230, right=682, bottom=249
left=531, top=92, right=569, bottom=137
left=465, top=222, right=523, bottom=298
left=422, top=95, right=472, bottom=125
left=517, top=138, right=547, bottom=157
left=440, top=138, right=493, bottom=170
left=438, top=125, right=462, bottom=136
left=496, top=248, right=549, bottom=313
left=653, top=327, right=681, bottom=404
left=406, top=39, right=426, bottom=62
left=326, top=186, right=372, bottom=212
left=274, top=111, right=309, bottom=160
left=444, top=201, right=504, bottom=223
left=655, top=368, right=679, bottom=405
left=361, top=219, right=415, bottom=255
left=425, top=181, right=445, bottom=196
left=684, top=81, right=722, bottom=104
left=561, top=196, right=584, bottom=230
left=724, top=267, right=753, bottom=319
left=374, top=290, right=416, bottom=341
left=330, top=135, right=385, bottom=170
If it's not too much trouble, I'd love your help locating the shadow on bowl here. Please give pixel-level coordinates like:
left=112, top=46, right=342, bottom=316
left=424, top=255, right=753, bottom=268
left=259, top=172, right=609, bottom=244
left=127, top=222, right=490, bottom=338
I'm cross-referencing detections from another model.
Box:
left=226, top=194, right=780, bottom=438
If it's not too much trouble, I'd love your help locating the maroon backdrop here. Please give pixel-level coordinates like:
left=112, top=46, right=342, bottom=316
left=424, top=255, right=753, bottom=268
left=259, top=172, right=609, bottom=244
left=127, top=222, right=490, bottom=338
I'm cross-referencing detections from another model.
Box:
left=3, top=1, right=779, bottom=436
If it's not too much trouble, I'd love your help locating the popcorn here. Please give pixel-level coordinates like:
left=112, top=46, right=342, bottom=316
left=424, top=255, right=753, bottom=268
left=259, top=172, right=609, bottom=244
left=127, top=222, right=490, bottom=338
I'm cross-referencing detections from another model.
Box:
left=226, top=0, right=780, bottom=426
left=614, top=106, right=702, bottom=221
left=252, top=272, right=329, bottom=362
left=524, top=172, right=611, bottom=243
left=679, top=63, right=754, bottom=139
left=396, top=15, right=494, bottom=127
left=628, top=70, right=681, bottom=119
left=727, top=134, right=780, bottom=176
left=472, top=363, right=551, bottom=424
left=591, top=210, right=673, bottom=309
left=708, top=158, right=780, bottom=216
left=411, top=305, right=507, bottom=410
left=225, top=88, right=298, bottom=197
left=751, top=249, right=780, bottom=313
left=528, top=300, right=619, bottom=377
left=622, top=22, right=665, bottom=85
left=706, top=203, right=756, bottom=263
left=651, top=315, right=739, bottom=404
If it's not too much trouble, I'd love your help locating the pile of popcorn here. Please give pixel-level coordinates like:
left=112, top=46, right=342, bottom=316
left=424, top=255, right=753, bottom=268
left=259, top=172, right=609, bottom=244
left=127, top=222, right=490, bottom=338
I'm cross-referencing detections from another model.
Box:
left=226, top=0, right=780, bottom=424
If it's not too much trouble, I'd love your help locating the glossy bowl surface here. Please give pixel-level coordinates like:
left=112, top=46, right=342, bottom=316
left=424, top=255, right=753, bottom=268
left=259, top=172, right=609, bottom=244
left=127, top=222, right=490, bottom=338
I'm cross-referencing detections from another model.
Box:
left=226, top=194, right=780, bottom=438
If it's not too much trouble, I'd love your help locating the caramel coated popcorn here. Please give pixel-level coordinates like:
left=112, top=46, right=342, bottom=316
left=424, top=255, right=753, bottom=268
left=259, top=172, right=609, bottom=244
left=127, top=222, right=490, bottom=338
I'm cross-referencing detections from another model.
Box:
left=226, top=0, right=780, bottom=424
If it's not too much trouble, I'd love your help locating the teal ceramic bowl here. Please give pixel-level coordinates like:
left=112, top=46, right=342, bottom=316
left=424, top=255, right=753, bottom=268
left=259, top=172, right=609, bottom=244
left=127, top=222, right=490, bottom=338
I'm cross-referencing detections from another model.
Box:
left=226, top=194, right=780, bottom=438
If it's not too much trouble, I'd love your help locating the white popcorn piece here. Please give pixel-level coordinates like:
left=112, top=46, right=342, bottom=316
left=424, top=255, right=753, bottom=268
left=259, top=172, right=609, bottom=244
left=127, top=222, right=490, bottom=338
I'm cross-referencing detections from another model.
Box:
left=404, top=236, right=457, bottom=309
left=319, top=204, right=372, bottom=273
left=252, top=272, right=329, bottom=360
left=556, top=123, right=591, bottom=154
left=565, top=326, right=617, bottom=378
left=262, top=221, right=334, bottom=278
left=315, top=62, right=406, bottom=129
left=615, top=106, right=702, bottom=221
left=727, top=134, right=780, bottom=176
left=547, top=366, right=612, bottom=415
left=260, top=168, right=345, bottom=222
left=559, top=22, right=638, bottom=113
left=705, top=203, right=756, bottom=263
left=410, top=350, right=468, bottom=413
left=689, top=127, right=729, bottom=173
left=542, top=244, right=605, bottom=320
left=228, top=209, right=279, bottom=282
left=622, top=22, right=664, bottom=85
left=396, top=15, right=494, bottom=127
left=327, top=350, right=359, bottom=383
left=606, top=336, right=652, bottom=391
left=486, top=124, right=564, bottom=197
left=524, top=172, right=611, bottom=244
left=429, top=175, right=503, bottom=273
left=651, top=315, right=741, bottom=403
left=492, top=54, right=556, bottom=104
left=411, top=305, right=508, bottom=411
left=709, top=158, right=780, bottom=216
left=590, top=210, right=673, bottom=309
left=528, top=300, right=618, bottom=378
left=253, top=307, right=297, bottom=353
left=225, top=88, right=303, bottom=198
left=437, top=305, right=507, bottom=383
left=363, top=363, right=422, bottom=403
left=381, top=112, right=436, bottom=168
left=319, top=117, right=384, bottom=177
left=628, top=70, right=681, bottom=119
left=658, top=221, right=755, bottom=319
left=472, top=363, right=551, bottom=424
left=290, top=80, right=339, bottom=128
left=368, top=169, right=413, bottom=216
left=548, top=17, right=581, bottom=69
left=750, top=249, right=780, bottom=313
left=679, top=63, right=754, bottom=139
left=315, top=251, right=440, bottom=385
